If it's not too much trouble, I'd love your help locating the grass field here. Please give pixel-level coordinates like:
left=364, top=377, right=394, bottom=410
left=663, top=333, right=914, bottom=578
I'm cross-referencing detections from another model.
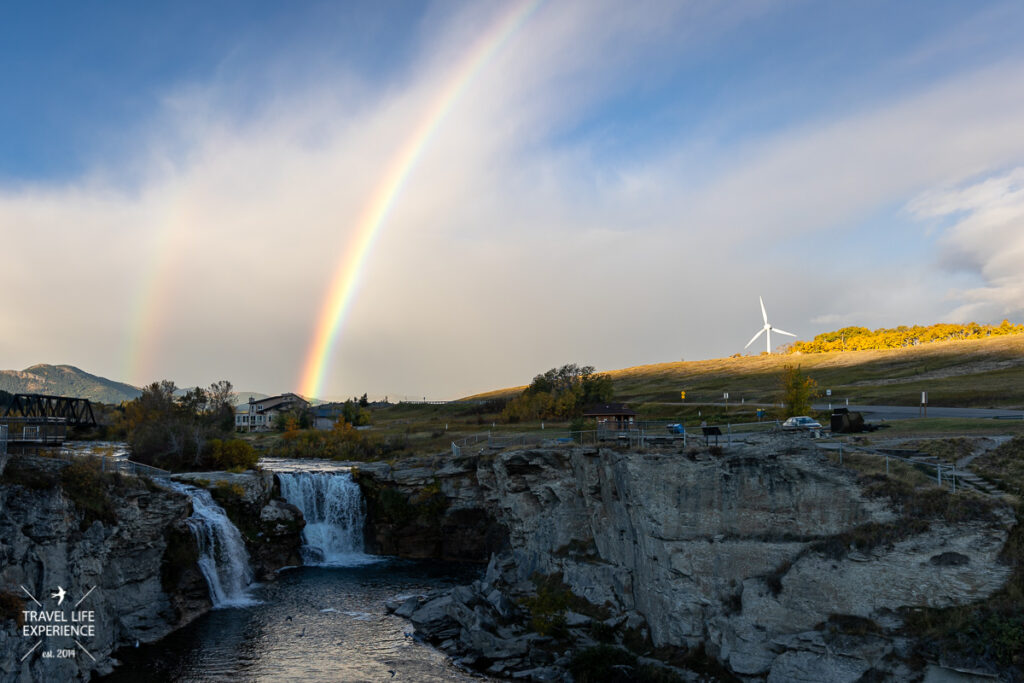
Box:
left=464, top=335, right=1024, bottom=409
left=246, top=336, right=1024, bottom=459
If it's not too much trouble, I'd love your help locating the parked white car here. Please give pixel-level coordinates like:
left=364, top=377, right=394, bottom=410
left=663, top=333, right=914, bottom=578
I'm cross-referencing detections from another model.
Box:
left=782, top=416, right=822, bottom=431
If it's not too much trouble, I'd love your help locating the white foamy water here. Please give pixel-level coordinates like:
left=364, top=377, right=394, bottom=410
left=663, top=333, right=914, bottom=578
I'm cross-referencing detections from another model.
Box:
left=167, top=481, right=258, bottom=608
left=277, top=472, right=380, bottom=567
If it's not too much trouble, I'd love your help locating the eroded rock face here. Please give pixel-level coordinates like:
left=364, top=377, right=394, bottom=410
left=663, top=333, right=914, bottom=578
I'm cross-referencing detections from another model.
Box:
left=172, top=471, right=305, bottom=579
left=0, top=459, right=307, bottom=682
left=372, top=438, right=1015, bottom=680
left=0, top=457, right=208, bottom=682
left=354, top=456, right=506, bottom=561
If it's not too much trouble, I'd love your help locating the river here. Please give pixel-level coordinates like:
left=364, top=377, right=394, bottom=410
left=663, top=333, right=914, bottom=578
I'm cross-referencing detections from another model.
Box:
left=99, top=560, right=488, bottom=682
left=96, top=461, right=490, bottom=682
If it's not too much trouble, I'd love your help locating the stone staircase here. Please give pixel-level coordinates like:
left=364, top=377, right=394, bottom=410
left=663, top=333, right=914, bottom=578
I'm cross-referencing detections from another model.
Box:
left=849, top=447, right=1006, bottom=497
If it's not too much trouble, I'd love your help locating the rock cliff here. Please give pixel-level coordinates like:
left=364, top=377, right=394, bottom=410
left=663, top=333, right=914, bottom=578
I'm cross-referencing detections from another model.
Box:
left=0, top=458, right=305, bottom=682
left=373, top=437, right=1018, bottom=681
left=353, top=457, right=506, bottom=561
left=0, top=456, right=208, bottom=682
left=172, top=471, right=305, bottom=579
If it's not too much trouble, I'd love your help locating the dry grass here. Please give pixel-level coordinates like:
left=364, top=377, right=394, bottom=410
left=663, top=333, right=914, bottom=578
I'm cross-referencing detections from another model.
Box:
left=902, top=437, right=979, bottom=464
left=461, top=336, right=1024, bottom=408
left=972, top=436, right=1024, bottom=498
left=878, top=418, right=1024, bottom=438
left=820, top=449, right=937, bottom=489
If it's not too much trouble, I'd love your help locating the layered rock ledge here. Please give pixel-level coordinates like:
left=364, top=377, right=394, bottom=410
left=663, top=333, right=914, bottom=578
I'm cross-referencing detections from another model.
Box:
left=370, top=437, right=1017, bottom=681
left=0, top=458, right=304, bottom=682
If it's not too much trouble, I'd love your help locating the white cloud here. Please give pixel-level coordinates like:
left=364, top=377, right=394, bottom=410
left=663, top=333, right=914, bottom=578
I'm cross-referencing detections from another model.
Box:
left=908, top=168, right=1024, bottom=321
left=2, top=2, right=1024, bottom=397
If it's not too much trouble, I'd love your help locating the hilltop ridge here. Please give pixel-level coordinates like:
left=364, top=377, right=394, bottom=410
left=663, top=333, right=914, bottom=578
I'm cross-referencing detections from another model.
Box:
left=0, top=364, right=142, bottom=404
left=463, top=335, right=1024, bottom=408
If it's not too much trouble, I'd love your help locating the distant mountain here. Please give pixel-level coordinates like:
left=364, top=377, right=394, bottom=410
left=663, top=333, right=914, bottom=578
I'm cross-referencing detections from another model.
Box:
left=233, top=391, right=270, bottom=406
left=0, top=364, right=142, bottom=404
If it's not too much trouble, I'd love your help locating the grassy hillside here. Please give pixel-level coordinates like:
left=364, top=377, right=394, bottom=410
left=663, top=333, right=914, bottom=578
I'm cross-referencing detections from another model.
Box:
left=464, top=336, right=1024, bottom=409
left=0, top=364, right=141, bottom=404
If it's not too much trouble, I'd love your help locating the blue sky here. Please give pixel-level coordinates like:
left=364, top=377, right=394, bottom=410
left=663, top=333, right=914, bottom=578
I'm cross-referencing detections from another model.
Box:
left=2, top=0, right=1024, bottom=398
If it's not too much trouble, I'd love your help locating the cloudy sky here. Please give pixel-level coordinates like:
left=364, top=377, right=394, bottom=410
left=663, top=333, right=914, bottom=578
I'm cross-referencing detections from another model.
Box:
left=2, top=0, right=1024, bottom=400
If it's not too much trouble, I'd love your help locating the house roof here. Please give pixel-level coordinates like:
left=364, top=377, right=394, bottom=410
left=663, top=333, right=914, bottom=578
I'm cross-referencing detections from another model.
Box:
left=583, top=403, right=636, bottom=417
left=312, top=405, right=345, bottom=418
left=251, top=392, right=310, bottom=413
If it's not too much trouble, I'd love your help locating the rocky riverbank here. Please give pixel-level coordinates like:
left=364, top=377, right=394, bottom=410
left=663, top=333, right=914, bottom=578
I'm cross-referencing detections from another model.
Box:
left=366, top=436, right=1019, bottom=681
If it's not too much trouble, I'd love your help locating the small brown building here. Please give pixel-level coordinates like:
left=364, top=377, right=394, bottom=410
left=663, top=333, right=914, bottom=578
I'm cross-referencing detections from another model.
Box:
left=584, top=403, right=637, bottom=430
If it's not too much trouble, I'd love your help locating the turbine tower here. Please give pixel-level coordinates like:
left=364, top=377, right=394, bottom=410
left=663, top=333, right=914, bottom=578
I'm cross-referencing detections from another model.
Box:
left=744, top=296, right=796, bottom=354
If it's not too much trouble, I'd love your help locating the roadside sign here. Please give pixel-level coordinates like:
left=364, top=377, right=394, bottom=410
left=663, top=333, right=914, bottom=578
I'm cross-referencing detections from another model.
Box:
left=826, top=389, right=831, bottom=397
left=723, top=392, right=729, bottom=400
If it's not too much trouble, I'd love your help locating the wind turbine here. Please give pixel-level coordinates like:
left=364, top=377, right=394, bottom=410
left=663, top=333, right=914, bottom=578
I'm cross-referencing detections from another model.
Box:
left=744, top=296, right=796, bottom=354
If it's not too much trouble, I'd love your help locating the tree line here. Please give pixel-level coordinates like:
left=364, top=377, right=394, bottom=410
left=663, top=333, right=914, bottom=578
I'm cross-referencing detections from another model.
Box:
left=118, top=380, right=257, bottom=472
left=787, top=320, right=1024, bottom=354
left=502, top=364, right=614, bottom=422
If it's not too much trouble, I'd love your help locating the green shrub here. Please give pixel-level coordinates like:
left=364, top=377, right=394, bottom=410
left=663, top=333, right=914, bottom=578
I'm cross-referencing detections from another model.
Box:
left=207, top=439, right=258, bottom=471
left=210, top=480, right=246, bottom=504
left=523, top=573, right=571, bottom=639
left=60, top=458, right=118, bottom=529
left=1, top=460, right=58, bottom=489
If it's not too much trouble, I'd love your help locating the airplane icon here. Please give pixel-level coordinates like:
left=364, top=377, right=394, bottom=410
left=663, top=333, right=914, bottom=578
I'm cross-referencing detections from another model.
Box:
left=50, top=587, right=66, bottom=606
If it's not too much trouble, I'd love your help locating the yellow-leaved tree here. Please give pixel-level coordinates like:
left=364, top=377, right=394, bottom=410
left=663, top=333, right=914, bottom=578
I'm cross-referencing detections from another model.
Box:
left=779, top=364, right=817, bottom=418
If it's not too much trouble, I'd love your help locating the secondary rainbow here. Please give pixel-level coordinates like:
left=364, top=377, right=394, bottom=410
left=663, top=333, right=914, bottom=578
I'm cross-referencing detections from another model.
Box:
left=123, top=200, right=194, bottom=386
left=298, top=0, right=543, bottom=399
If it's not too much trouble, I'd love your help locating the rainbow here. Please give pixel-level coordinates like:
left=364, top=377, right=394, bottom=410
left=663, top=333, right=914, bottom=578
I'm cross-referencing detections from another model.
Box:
left=297, top=0, right=543, bottom=399
left=123, top=202, right=192, bottom=386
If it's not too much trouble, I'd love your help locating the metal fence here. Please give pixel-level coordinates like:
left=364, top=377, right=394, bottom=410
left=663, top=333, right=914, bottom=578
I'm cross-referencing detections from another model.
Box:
left=816, top=441, right=968, bottom=494
left=32, top=447, right=171, bottom=478
left=449, top=419, right=786, bottom=456
left=0, top=417, right=68, bottom=444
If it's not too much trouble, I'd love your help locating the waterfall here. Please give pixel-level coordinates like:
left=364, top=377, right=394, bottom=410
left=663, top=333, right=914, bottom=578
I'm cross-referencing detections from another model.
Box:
left=277, top=472, right=377, bottom=566
left=167, top=481, right=257, bottom=607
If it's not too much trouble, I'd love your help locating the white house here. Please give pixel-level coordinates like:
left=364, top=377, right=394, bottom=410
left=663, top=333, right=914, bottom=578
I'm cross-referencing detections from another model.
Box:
left=235, top=393, right=310, bottom=432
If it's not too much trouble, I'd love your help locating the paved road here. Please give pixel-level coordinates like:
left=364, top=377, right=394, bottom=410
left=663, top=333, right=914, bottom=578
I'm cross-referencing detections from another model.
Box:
left=812, top=403, right=1024, bottom=421
left=656, top=401, right=1024, bottom=421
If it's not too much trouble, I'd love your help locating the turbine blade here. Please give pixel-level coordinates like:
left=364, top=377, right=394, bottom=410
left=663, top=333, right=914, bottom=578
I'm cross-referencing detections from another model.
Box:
left=744, top=329, right=765, bottom=349
left=760, top=296, right=768, bottom=325
left=774, top=329, right=797, bottom=337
